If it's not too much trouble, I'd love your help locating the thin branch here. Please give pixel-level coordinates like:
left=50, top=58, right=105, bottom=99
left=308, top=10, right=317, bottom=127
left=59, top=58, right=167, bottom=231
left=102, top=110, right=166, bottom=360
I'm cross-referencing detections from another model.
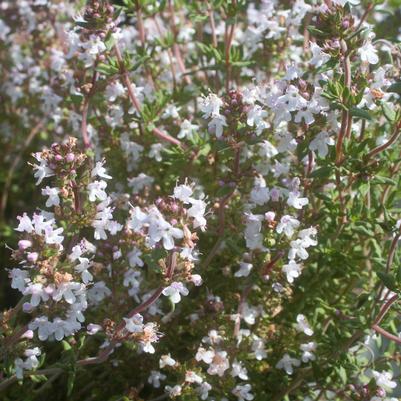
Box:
left=77, top=252, right=177, bottom=367
left=114, top=44, right=185, bottom=149
left=365, top=118, right=401, bottom=160
left=372, top=324, right=401, bottom=344
left=81, top=67, right=99, bottom=149
left=335, top=39, right=351, bottom=165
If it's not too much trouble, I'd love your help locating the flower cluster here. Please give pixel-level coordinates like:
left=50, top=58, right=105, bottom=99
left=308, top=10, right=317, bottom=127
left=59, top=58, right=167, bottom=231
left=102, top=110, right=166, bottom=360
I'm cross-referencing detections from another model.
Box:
left=1, top=0, right=401, bottom=400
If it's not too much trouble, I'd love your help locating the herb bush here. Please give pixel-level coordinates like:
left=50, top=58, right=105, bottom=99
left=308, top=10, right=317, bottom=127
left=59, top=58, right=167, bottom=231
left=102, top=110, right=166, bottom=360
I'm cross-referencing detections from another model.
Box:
left=1, top=1, right=401, bottom=400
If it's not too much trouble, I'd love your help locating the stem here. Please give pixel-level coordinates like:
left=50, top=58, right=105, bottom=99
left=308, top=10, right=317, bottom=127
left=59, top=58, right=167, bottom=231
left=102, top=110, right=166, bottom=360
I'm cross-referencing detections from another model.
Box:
left=114, top=44, right=185, bottom=149
left=373, top=294, right=398, bottom=326
left=81, top=67, right=99, bottom=149
left=77, top=252, right=177, bottom=366
left=202, top=145, right=241, bottom=269
left=372, top=324, right=401, bottom=344
left=355, top=3, right=374, bottom=31
left=153, top=16, right=177, bottom=88
left=365, top=118, right=401, bottom=160
left=168, top=0, right=191, bottom=85
left=224, top=9, right=236, bottom=92
left=0, top=368, right=63, bottom=392
left=335, top=39, right=351, bottom=165
left=233, top=284, right=253, bottom=338
left=207, top=2, right=218, bottom=48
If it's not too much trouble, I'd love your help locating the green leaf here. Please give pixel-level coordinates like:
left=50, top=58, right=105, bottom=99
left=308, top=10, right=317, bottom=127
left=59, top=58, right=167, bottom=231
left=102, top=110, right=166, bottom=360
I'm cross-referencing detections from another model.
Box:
left=62, top=340, right=72, bottom=351
left=96, top=63, right=119, bottom=76
left=310, top=166, right=333, bottom=179
left=377, top=271, right=398, bottom=292
left=353, top=225, right=375, bottom=237
left=371, top=176, right=397, bottom=185
left=349, top=107, right=372, bottom=120
left=307, top=26, right=327, bottom=37
left=387, top=82, right=401, bottom=95
left=337, top=366, right=347, bottom=385
left=67, top=368, right=76, bottom=396
left=382, top=102, right=397, bottom=122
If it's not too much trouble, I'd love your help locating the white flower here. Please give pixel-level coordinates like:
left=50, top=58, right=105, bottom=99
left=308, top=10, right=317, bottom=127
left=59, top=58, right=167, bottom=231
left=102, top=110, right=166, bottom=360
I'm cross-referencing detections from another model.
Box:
left=128, top=206, right=148, bottom=232
left=87, top=323, right=102, bottom=335
left=16, top=213, right=34, bottom=233
left=148, top=216, right=184, bottom=250
left=190, top=274, right=203, bottom=286
left=52, top=282, right=82, bottom=304
left=276, top=354, right=301, bottom=374
left=165, top=384, right=182, bottom=397
left=294, top=109, right=315, bottom=125
left=197, top=382, right=212, bottom=400
left=200, top=93, right=223, bottom=118
left=282, top=260, right=302, bottom=283
left=24, top=283, right=50, bottom=307
left=300, top=342, right=316, bottom=363
left=195, top=347, right=215, bottom=364
left=9, top=268, right=29, bottom=292
left=231, top=359, right=249, bottom=380
left=178, top=119, right=199, bottom=140
left=74, top=257, right=93, bottom=284
left=14, top=347, right=41, bottom=379
left=149, top=143, right=164, bottom=162
left=232, top=383, right=254, bottom=401
left=32, top=153, right=54, bottom=185
left=207, top=350, right=230, bottom=377
left=88, top=180, right=108, bottom=202
left=185, top=370, right=203, bottom=383
left=148, top=370, right=166, bottom=388
left=372, top=370, right=397, bottom=391
left=127, top=248, right=144, bottom=268
left=29, top=316, right=54, bottom=341
left=91, top=161, right=112, bottom=180
left=159, top=354, right=176, bottom=368
left=250, top=183, right=270, bottom=206
left=358, top=42, right=379, bottom=65
left=174, top=184, right=193, bottom=203
left=187, top=199, right=207, bottom=230
left=309, top=131, right=335, bottom=158
left=162, top=104, right=180, bottom=119
left=244, top=213, right=265, bottom=250
left=41, top=186, right=60, bottom=207
left=309, top=42, right=330, bottom=68
left=259, top=140, right=278, bottom=158
left=87, top=281, right=111, bottom=303
left=162, top=282, right=189, bottom=304
left=276, top=215, right=300, bottom=238
left=128, top=173, right=154, bottom=194
left=124, top=313, right=144, bottom=333
left=208, top=115, right=227, bottom=138
left=247, top=105, right=269, bottom=135
left=251, top=336, right=267, bottom=360
left=287, top=191, right=309, bottom=210
left=0, top=20, right=11, bottom=41
left=235, top=262, right=253, bottom=277
left=105, top=81, right=125, bottom=102
left=296, top=314, right=314, bottom=336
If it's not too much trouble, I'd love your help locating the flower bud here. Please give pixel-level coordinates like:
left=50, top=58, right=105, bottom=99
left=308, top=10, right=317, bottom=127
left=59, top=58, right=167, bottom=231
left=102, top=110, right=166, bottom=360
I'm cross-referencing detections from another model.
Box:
left=23, top=302, right=33, bottom=312
left=27, top=252, right=38, bottom=263
left=18, top=240, right=32, bottom=250
left=21, top=330, right=34, bottom=339
left=66, top=153, right=75, bottom=162
left=264, top=211, right=276, bottom=222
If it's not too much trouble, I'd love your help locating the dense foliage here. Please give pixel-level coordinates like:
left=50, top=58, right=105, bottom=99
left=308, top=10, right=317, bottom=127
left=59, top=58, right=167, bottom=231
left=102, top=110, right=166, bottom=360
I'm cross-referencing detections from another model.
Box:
left=1, top=0, right=401, bottom=400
